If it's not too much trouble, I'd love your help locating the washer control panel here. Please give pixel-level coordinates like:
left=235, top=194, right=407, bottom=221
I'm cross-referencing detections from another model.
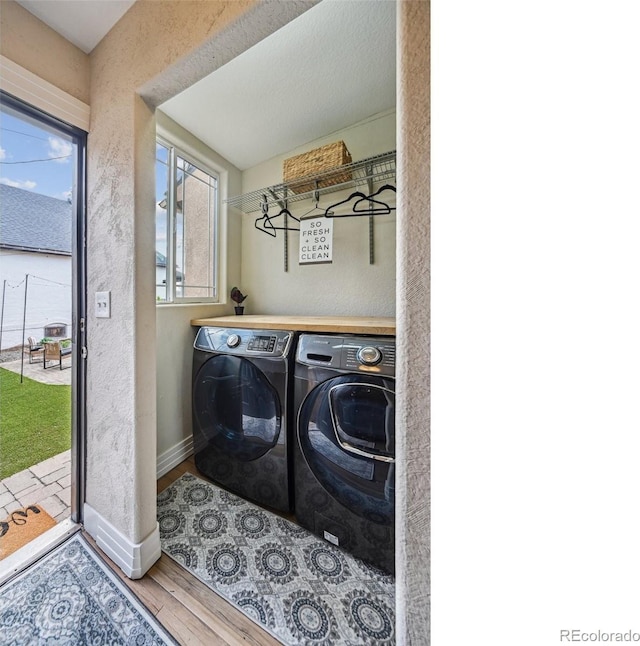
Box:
left=296, top=334, right=395, bottom=376
left=195, top=327, right=293, bottom=358
left=343, top=338, right=395, bottom=373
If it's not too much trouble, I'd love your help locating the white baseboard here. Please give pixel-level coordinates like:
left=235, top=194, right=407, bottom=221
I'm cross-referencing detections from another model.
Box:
left=80, top=436, right=192, bottom=578
left=83, top=504, right=160, bottom=580
left=156, top=435, right=194, bottom=479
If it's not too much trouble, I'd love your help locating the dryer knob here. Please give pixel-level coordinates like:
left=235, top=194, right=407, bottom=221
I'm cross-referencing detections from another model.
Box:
left=357, top=346, right=382, bottom=366
left=226, top=334, right=241, bottom=348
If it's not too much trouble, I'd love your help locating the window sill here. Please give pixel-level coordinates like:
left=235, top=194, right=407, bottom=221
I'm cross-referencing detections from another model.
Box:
left=156, top=302, right=224, bottom=308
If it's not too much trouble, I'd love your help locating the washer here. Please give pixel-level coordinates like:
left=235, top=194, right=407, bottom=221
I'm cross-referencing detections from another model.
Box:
left=192, top=326, right=294, bottom=512
left=293, top=333, right=396, bottom=573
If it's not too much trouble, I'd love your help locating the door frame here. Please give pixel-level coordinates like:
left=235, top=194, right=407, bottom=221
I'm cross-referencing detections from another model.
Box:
left=0, top=90, right=87, bottom=524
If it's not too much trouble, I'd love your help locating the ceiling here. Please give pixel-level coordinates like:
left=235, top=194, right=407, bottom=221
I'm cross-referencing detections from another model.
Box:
left=159, top=1, right=396, bottom=170
left=15, top=0, right=136, bottom=54
left=15, top=0, right=396, bottom=170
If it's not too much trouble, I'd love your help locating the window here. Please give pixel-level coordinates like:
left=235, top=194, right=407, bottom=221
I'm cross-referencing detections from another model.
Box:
left=155, top=140, right=219, bottom=303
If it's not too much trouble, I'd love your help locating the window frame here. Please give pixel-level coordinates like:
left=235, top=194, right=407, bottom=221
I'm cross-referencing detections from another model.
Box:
left=155, top=136, right=220, bottom=304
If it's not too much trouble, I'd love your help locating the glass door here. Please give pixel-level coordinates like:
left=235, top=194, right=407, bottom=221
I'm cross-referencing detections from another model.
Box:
left=0, top=91, right=86, bottom=561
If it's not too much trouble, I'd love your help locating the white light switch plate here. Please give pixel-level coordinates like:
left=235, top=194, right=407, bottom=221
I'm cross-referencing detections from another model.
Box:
left=95, top=291, right=111, bottom=318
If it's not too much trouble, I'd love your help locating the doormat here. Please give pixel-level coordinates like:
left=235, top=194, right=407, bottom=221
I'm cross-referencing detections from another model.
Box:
left=158, top=472, right=395, bottom=645
left=0, top=505, right=57, bottom=560
left=0, top=532, right=177, bottom=645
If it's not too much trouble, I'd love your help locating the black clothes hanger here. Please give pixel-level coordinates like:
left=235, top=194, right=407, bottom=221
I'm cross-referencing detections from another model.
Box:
left=264, top=207, right=300, bottom=232
left=254, top=204, right=300, bottom=237
left=254, top=199, right=277, bottom=237
left=254, top=213, right=277, bottom=237
left=324, top=191, right=367, bottom=218
left=352, top=184, right=397, bottom=212
left=324, top=190, right=392, bottom=218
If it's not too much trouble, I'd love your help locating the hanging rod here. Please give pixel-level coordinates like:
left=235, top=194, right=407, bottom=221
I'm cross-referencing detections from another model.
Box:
left=226, top=150, right=396, bottom=214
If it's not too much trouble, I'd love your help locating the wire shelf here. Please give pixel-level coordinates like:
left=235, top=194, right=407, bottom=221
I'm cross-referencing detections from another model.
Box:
left=225, top=150, right=396, bottom=213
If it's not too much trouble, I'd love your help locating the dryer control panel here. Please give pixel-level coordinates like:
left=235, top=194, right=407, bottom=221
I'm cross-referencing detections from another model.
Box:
left=194, top=327, right=293, bottom=358
left=296, top=334, right=396, bottom=377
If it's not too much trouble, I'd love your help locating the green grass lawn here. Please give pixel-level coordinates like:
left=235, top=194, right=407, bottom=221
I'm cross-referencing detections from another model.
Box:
left=0, top=367, right=71, bottom=479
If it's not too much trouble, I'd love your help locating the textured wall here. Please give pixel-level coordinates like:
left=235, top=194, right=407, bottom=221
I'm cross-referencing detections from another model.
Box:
left=86, top=0, right=318, bottom=545
left=0, top=0, right=89, bottom=104
left=86, top=0, right=258, bottom=543
left=396, top=1, right=430, bottom=643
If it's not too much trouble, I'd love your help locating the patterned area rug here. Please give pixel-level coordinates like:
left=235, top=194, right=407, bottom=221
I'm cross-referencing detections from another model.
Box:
left=158, top=472, right=395, bottom=645
left=0, top=532, right=176, bottom=645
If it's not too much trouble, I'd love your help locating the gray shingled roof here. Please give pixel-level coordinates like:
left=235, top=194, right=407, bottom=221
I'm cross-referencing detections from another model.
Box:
left=156, top=250, right=184, bottom=280
left=0, top=184, right=72, bottom=255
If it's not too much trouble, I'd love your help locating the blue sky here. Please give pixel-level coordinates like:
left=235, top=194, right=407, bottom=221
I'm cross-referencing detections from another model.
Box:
left=1, top=110, right=170, bottom=260
left=0, top=109, right=75, bottom=201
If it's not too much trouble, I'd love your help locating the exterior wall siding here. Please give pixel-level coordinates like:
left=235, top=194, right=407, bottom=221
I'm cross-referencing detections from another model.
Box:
left=0, top=250, right=72, bottom=350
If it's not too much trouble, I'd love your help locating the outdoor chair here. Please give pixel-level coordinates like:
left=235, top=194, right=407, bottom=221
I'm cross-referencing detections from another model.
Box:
left=43, top=340, right=72, bottom=370
left=26, top=336, right=44, bottom=364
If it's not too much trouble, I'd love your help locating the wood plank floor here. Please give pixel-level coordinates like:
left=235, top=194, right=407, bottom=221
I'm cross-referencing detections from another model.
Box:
left=87, top=456, right=281, bottom=646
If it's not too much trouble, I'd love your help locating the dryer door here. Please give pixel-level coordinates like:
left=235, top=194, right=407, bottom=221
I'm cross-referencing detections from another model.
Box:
left=298, top=374, right=395, bottom=525
left=193, top=354, right=281, bottom=461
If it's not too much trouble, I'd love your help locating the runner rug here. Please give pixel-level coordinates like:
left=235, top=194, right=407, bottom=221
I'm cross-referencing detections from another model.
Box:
left=158, top=472, right=395, bottom=645
left=0, top=533, right=176, bottom=645
left=0, top=505, right=57, bottom=560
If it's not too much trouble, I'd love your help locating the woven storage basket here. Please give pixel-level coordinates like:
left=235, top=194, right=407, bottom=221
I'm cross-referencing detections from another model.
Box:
left=283, top=141, right=352, bottom=194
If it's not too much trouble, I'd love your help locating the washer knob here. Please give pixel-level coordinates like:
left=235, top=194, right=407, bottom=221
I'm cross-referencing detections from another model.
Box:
left=226, top=334, right=241, bottom=348
left=357, top=346, right=382, bottom=366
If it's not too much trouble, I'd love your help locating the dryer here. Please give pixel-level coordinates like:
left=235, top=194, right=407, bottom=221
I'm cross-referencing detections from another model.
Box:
left=192, top=326, right=294, bottom=512
left=293, top=333, right=396, bottom=573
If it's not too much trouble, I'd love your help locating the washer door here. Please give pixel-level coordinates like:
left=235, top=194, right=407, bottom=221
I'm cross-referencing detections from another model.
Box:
left=298, top=374, right=395, bottom=524
left=193, top=354, right=281, bottom=461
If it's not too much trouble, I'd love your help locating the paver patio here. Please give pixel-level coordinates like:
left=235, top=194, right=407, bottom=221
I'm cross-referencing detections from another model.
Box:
left=0, top=450, right=71, bottom=523
left=0, top=356, right=72, bottom=386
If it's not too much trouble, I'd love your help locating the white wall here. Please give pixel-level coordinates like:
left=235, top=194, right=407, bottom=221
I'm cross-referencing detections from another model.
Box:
left=239, top=109, right=396, bottom=317
left=0, top=250, right=72, bottom=350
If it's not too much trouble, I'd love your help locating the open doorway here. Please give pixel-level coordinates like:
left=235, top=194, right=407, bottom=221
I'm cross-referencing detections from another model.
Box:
left=0, top=91, right=86, bottom=562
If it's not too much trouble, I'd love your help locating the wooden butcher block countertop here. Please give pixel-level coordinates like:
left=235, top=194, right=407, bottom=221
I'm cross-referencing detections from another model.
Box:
left=190, top=315, right=396, bottom=336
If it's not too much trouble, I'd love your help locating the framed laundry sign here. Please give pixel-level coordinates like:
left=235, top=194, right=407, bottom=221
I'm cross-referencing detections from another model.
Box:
left=299, top=218, right=333, bottom=264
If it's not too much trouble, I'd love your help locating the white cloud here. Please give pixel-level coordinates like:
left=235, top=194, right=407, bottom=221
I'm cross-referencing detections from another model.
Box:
left=48, top=137, right=73, bottom=163
left=0, top=177, right=37, bottom=190
left=0, top=147, right=6, bottom=161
